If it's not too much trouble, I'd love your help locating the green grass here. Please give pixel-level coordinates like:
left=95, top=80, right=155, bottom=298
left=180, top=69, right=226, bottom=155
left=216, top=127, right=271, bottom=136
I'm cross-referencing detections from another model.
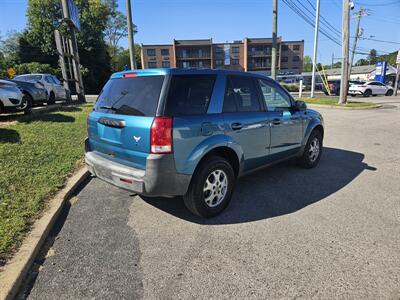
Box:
left=298, top=97, right=377, bottom=108
left=0, top=104, right=92, bottom=265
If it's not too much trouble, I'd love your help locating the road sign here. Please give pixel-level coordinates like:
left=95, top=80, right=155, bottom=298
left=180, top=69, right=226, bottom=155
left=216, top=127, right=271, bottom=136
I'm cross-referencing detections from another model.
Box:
left=7, top=67, right=16, bottom=78
left=396, top=50, right=400, bottom=64
left=62, top=0, right=81, bottom=31
left=375, top=61, right=387, bottom=83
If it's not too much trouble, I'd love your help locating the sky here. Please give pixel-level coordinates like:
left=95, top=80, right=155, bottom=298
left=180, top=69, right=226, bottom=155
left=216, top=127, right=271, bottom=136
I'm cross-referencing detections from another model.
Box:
left=1, top=0, right=399, bottom=64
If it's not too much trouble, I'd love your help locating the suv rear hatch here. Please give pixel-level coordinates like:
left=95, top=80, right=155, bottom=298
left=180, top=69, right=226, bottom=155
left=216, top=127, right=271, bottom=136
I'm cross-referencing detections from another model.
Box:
left=88, top=72, right=165, bottom=170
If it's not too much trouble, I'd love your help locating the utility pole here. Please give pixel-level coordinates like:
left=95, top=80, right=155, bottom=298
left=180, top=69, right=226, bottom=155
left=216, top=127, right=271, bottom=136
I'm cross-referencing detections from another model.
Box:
left=339, top=0, right=350, bottom=104
left=126, top=0, right=136, bottom=70
left=394, top=50, right=400, bottom=96
left=348, top=8, right=368, bottom=80
left=311, top=0, right=321, bottom=98
left=331, top=53, right=334, bottom=71
left=271, top=0, right=278, bottom=80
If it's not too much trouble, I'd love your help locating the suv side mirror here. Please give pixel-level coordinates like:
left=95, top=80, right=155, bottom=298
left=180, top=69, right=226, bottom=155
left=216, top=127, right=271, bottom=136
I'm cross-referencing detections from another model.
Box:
left=295, top=100, right=307, bottom=111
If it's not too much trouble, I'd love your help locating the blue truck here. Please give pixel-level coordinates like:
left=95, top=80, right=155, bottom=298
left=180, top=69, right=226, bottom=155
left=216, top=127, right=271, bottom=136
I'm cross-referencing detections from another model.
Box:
left=85, top=68, right=324, bottom=218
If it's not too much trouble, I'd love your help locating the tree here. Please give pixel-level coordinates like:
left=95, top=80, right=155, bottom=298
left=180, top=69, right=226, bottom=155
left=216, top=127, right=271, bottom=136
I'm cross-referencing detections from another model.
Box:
left=356, top=58, right=369, bottom=66
left=368, top=49, right=377, bottom=65
left=0, top=31, right=22, bottom=65
left=111, top=44, right=141, bottom=72
left=18, top=0, right=112, bottom=93
left=103, top=0, right=138, bottom=71
left=303, top=55, right=312, bottom=72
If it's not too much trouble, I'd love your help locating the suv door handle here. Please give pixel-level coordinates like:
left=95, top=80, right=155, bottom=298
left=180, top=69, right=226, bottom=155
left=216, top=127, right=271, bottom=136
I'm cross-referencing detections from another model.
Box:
left=231, top=122, right=243, bottom=130
left=272, top=118, right=281, bottom=125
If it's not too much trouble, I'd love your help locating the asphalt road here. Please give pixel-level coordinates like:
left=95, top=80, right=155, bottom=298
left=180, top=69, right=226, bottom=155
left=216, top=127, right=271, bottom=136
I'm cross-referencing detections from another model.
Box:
left=23, top=96, right=400, bottom=299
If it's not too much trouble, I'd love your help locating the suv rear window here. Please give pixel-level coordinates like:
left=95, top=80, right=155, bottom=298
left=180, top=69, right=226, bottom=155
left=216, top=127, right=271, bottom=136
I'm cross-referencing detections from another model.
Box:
left=94, top=76, right=164, bottom=116
left=164, top=75, right=216, bottom=116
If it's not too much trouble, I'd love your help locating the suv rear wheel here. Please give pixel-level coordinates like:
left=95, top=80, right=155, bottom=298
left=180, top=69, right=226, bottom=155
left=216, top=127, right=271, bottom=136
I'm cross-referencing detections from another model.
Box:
left=47, top=92, right=55, bottom=105
left=386, top=89, right=393, bottom=96
left=184, top=156, right=235, bottom=218
left=297, top=130, right=323, bottom=169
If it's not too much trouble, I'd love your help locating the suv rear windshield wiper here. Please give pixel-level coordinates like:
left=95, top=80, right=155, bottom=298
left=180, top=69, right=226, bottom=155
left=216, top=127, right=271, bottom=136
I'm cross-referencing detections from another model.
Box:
left=99, top=105, right=117, bottom=111
left=98, top=90, right=129, bottom=112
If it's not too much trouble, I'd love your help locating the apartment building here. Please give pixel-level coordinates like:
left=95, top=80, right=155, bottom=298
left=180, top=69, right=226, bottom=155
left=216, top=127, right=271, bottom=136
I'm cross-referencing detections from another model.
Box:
left=141, top=37, right=304, bottom=74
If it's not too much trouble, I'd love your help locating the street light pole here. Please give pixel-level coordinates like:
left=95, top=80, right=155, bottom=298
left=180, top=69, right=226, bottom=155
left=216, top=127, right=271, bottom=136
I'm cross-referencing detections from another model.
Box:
left=271, top=0, right=278, bottom=80
left=339, top=0, right=350, bottom=104
left=126, top=0, right=136, bottom=70
left=311, top=0, right=321, bottom=98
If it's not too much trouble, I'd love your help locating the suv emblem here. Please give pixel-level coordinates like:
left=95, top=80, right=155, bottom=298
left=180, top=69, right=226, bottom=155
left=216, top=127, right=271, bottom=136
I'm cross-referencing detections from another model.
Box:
left=133, top=136, right=141, bottom=143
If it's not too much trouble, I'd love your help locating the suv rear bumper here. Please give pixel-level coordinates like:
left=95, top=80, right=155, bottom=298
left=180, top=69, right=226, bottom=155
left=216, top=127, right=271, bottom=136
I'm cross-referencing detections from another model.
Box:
left=85, top=150, right=191, bottom=197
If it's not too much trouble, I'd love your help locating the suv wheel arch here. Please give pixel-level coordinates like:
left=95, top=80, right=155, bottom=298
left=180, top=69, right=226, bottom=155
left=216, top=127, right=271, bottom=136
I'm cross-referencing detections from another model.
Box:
left=194, top=146, right=240, bottom=179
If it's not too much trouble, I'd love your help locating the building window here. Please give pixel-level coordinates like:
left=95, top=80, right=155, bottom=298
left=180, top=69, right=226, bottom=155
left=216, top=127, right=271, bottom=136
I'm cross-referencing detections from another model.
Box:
left=232, top=59, right=239, bottom=65
left=162, top=61, right=170, bottom=68
left=232, top=47, right=240, bottom=54
left=281, top=56, right=288, bottom=62
left=293, top=45, right=300, bottom=51
left=215, top=47, right=224, bottom=53
left=292, top=56, right=300, bottom=62
left=182, top=61, right=189, bottom=68
left=215, top=59, right=223, bottom=66
left=161, top=49, right=169, bottom=56
left=148, top=61, right=157, bottom=68
left=281, top=45, right=289, bottom=51
left=147, top=49, right=156, bottom=56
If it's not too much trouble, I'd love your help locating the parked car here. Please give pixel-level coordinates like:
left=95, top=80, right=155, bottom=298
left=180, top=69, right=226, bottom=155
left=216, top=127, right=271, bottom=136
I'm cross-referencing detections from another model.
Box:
left=322, top=80, right=341, bottom=96
left=349, top=81, right=394, bottom=97
left=85, top=69, right=324, bottom=218
left=13, top=74, right=67, bottom=104
left=0, top=79, right=27, bottom=114
left=9, top=79, right=48, bottom=108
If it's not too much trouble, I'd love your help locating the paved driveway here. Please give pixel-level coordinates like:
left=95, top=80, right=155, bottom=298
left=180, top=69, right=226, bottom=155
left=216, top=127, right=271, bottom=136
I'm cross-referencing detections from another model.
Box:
left=24, top=98, right=400, bottom=299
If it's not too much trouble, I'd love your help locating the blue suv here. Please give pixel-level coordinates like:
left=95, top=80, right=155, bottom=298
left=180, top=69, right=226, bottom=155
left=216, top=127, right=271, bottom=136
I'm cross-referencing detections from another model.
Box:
left=85, top=68, right=324, bottom=218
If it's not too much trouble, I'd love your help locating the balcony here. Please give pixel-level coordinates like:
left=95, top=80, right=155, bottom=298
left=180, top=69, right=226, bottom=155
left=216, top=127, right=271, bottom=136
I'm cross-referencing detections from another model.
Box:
left=176, top=53, right=211, bottom=59
left=248, top=50, right=272, bottom=57
left=248, top=64, right=271, bottom=70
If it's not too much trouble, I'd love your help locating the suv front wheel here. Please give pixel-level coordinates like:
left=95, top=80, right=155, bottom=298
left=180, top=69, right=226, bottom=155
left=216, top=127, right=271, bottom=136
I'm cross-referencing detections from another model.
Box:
left=184, top=156, right=235, bottom=218
left=297, top=130, right=323, bottom=169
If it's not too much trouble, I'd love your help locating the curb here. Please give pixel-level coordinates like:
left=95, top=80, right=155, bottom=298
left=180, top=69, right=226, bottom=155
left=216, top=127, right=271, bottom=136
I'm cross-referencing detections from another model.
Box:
left=0, top=167, right=90, bottom=300
left=307, top=103, right=381, bottom=110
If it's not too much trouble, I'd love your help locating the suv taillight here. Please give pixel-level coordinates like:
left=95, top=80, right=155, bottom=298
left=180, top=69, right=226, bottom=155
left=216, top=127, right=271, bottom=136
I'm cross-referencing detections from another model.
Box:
left=150, top=117, right=173, bottom=154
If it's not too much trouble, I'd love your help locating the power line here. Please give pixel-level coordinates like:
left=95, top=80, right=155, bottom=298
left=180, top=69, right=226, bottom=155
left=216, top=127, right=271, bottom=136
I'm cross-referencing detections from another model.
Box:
left=282, top=0, right=342, bottom=46
left=362, top=37, right=400, bottom=45
left=356, top=0, right=400, bottom=7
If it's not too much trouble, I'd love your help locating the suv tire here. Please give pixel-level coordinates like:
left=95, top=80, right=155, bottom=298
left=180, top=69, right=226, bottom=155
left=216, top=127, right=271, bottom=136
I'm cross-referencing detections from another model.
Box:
left=21, top=93, right=33, bottom=115
left=297, top=130, right=323, bottom=169
left=386, top=89, right=393, bottom=96
left=363, top=89, right=372, bottom=97
left=184, top=156, right=235, bottom=218
left=47, top=92, right=55, bottom=105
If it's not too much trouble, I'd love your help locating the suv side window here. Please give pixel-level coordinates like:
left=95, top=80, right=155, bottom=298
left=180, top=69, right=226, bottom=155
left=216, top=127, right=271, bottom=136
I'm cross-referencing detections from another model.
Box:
left=45, top=76, right=54, bottom=84
left=223, top=76, right=261, bottom=113
left=164, top=75, right=216, bottom=116
left=258, top=79, right=292, bottom=111
left=52, top=76, right=61, bottom=85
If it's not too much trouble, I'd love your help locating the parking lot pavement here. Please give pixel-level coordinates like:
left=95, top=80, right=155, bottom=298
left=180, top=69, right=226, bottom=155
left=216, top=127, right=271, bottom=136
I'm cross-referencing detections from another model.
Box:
left=24, top=100, right=400, bottom=299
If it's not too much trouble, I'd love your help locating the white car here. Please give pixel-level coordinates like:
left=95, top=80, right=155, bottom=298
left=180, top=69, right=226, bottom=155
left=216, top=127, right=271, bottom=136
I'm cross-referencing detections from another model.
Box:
left=0, top=79, right=27, bottom=114
left=349, top=81, right=394, bottom=97
left=14, top=74, right=67, bottom=104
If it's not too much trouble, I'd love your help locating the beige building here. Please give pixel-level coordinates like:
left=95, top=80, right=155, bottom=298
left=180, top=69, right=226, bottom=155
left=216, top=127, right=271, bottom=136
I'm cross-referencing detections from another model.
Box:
left=141, top=37, right=304, bottom=74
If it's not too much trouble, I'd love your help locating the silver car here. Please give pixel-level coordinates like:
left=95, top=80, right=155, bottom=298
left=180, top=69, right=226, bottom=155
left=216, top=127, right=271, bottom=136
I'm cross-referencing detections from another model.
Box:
left=0, top=79, right=24, bottom=114
left=14, top=74, right=67, bottom=104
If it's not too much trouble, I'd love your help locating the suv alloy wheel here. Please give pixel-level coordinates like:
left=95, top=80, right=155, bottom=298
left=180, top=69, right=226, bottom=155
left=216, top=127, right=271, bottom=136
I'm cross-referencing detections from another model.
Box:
left=184, top=156, right=235, bottom=218
left=297, top=130, right=323, bottom=169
